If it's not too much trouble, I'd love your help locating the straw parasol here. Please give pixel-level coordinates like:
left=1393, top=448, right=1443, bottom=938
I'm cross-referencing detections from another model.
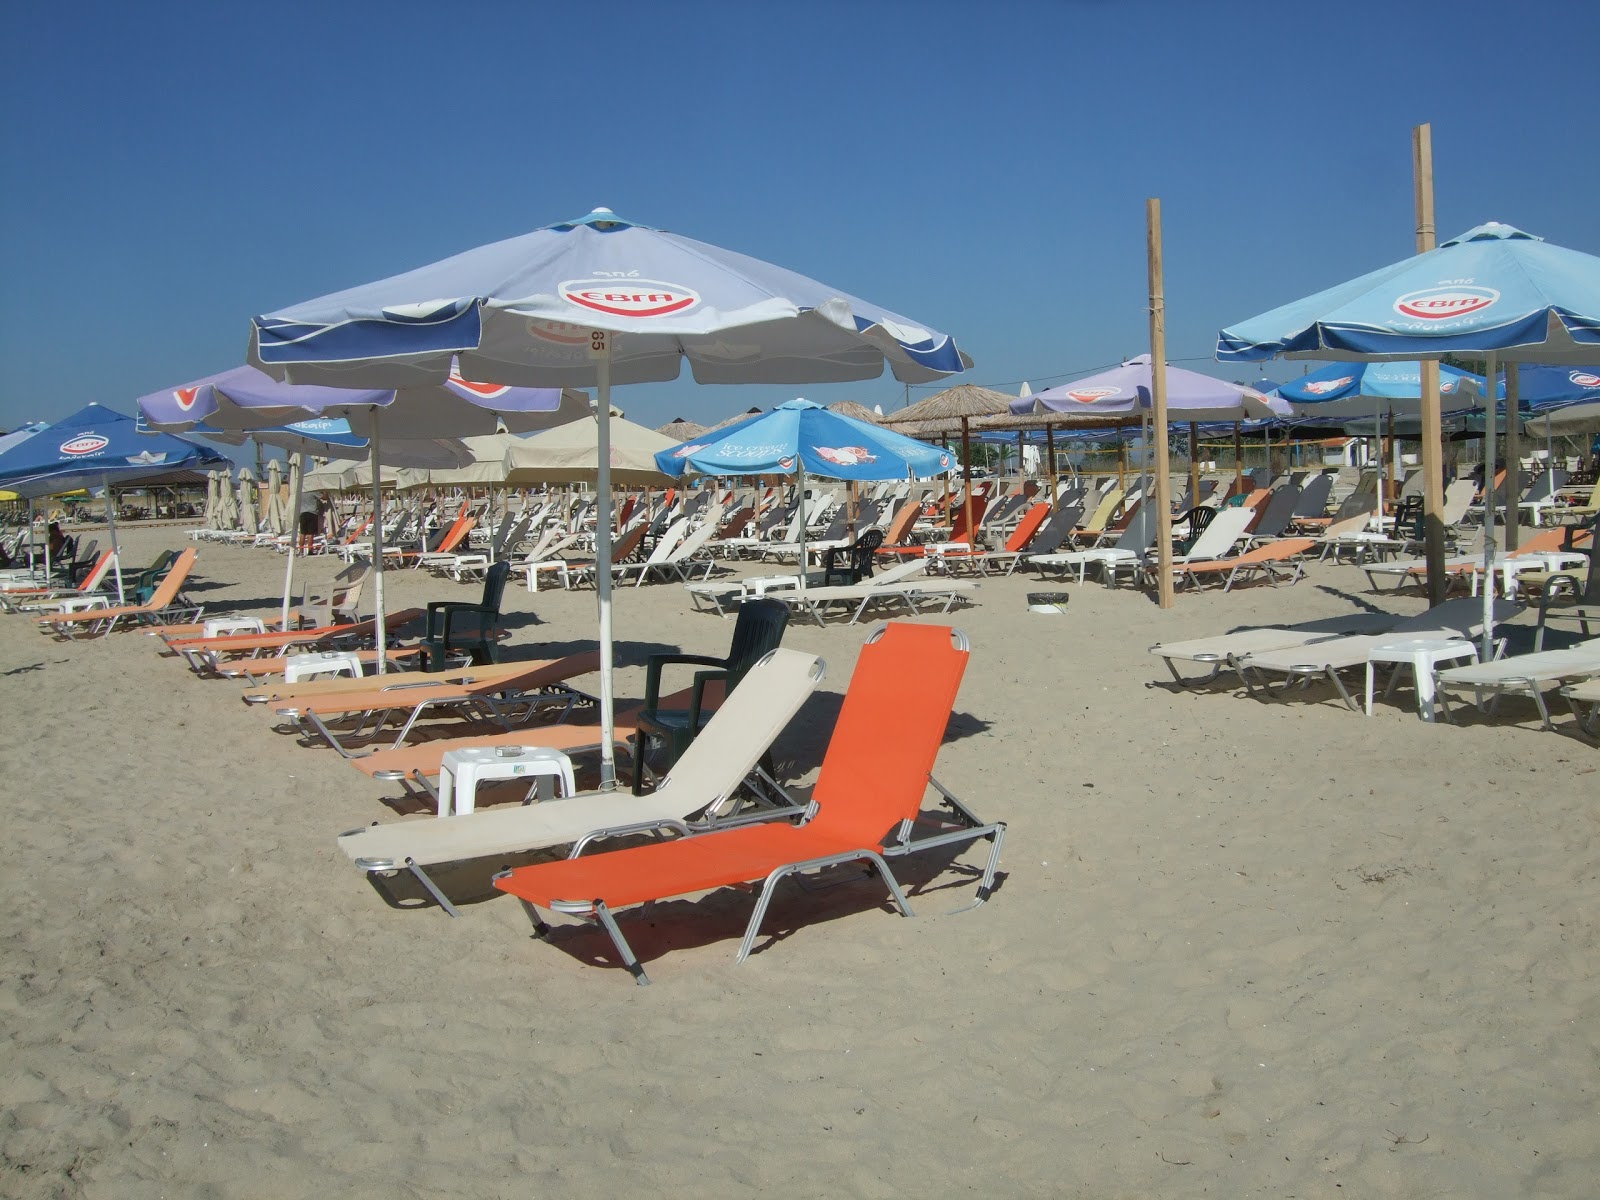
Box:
left=826, top=400, right=882, bottom=424
left=886, top=384, right=1015, bottom=533
left=706, top=406, right=765, bottom=433
left=655, top=416, right=708, bottom=441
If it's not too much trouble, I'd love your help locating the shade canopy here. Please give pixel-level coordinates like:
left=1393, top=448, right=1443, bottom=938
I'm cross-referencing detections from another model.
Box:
left=502, top=415, right=678, bottom=486
left=656, top=398, right=951, bottom=481
left=1273, top=360, right=1493, bottom=418
left=1517, top=364, right=1600, bottom=435
left=655, top=417, right=708, bottom=440
left=1015, top=355, right=1291, bottom=422
left=895, top=383, right=1015, bottom=424
left=195, top=415, right=473, bottom=469
left=1218, top=222, right=1600, bottom=365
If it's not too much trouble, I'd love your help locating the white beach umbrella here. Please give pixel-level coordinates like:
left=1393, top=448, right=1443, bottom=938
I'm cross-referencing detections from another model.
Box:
left=237, top=466, right=259, bottom=535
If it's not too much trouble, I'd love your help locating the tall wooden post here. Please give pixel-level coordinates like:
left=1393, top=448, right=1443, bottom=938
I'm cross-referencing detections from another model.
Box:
left=1147, top=199, right=1175, bottom=608
left=1187, top=422, right=1200, bottom=510
left=1414, top=123, right=1448, bottom=606
left=1045, top=425, right=1058, bottom=509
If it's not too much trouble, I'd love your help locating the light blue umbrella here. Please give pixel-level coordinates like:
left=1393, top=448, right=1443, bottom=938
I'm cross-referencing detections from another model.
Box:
left=1014, top=355, right=1291, bottom=421
left=246, top=207, right=972, bottom=789
left=657, top=398, right=951, bottom=593
left=1218, top=221, right=1600, bottom=654
left=1519, top=365, right=1600, bottom=436
left=139, top=364, right=578, bottom=666
left=1273, top=361, right=1492, bottom=418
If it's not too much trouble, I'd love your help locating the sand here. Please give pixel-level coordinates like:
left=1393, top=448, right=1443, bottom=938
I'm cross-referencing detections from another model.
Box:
left=1, top=523, right=1596, bottom=1199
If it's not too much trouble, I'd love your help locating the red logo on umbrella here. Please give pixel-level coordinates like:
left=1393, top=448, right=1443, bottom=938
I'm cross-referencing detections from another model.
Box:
left=560, top=279, right=700, bottom=319
left=448, top=367, right=511, bottom=399
left=1065, top=386, right=1121, bottom=403
left=527, top=318, right=590, bottom=345
left=61, top=434, right=109, bottom=456
left=1393, top=286, right=1499, bottom=321
left=1301, top=377, right=1353, bottom=396
left=815, top=445, right=877, bottom=466
left=1570, top=371, right=1600, bottom=389
left=174, top=386, right=201, bottom=410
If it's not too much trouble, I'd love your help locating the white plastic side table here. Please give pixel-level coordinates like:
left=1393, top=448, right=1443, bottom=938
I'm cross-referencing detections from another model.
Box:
left=283, top=649, right=365, bottom=684
left=524, top=560, right=571, bottom=591
left=1365, top=637, right=1479, bottom=720
left=204, top=616, right=266, bottom=638
left=437, top=745, right=576, bottom=817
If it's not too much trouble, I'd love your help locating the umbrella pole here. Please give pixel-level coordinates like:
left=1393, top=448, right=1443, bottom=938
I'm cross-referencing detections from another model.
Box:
left=1502, top=365, right=1521, bottom=553
left=797, top=463, right=809, bottom=595
left=594, top=339, right=618, bottom=791
left=1481, top=354, right=1498, bottom=661
left=1232, top=421, right=1242, bottom=494
left=104, top=474, right=125, bottom=604
left=1414, top=125, right=1449, bottom=608
left=370, top=409, right=387, bottom=674
left=281, top=453, right=304, bottom=628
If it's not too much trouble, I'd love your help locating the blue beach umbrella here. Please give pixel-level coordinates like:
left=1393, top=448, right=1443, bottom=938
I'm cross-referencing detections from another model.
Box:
left=1518, top=365, right=1600, bottom=436
left=0, top=404, right=228, bottom=599
left=246, top=206, right=972, bottom=789
left=657, top=398, right=950, bottom=593
left=1273, top=361, right=1492, bottom=418
left=1218, top=220, right=1600, bottom=654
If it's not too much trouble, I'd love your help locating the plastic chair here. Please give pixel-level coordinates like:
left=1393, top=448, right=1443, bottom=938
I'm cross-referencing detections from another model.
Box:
left=821, top=528, right=884, bottom=586
left=632, top=598, right=790, bottom=793
left=418, top=561, right=510, bottom=670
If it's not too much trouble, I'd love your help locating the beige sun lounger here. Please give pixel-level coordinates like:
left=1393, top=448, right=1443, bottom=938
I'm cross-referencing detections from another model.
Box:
left=1435, top=638, right=1600, bottom=730
left=1149, top=612, right=1404, bottom=687
left=276, top=652, right=602, bottom=757
left=239, top=652, right=587, bottom=706
left=1232, top=597, right=1524, bottom=710
left=1559, top=678, right=1600, bottom=740
left=36, top=548, right=200, bottom=638
left=335, top=646, right=824, bottom=917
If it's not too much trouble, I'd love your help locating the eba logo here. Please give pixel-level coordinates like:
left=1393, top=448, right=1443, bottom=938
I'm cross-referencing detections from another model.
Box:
left=1301, top=377, right=1353, bottom=396
left=1569, top=371, right=1600, bottom=389
left=447, top=367, right=511, bottom=399
left=173, top=386, right=202, bottom=410
left=560, top=278, right=700, bottom=319
left=1065, top=386, right=1121, bottom=404
left=61, top=434, right=109, bottom=456
left=527, top=318, right=591, bottom=345
left=1393, top=286, right=1499, bottom=321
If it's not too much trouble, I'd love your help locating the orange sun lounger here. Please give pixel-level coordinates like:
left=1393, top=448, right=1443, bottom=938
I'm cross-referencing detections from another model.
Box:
left=491, top=621, right=1005, bottom=985
left=159, top=608, right=426, bottom=675
left=36, top=548, right=200, bottom=638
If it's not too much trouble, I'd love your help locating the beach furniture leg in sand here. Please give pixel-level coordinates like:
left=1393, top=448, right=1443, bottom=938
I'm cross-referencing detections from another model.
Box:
left=492, top=622, right=1004, bottom=985
left=337, top=647, right=826, bottom=917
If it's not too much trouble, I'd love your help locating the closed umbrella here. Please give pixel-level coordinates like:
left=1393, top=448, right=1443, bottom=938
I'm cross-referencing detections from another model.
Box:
left=264, top=458, right=286, bottom=536
left=237, top=467, right=258, bottom=536
left=247, top=207, right=971, bottom=789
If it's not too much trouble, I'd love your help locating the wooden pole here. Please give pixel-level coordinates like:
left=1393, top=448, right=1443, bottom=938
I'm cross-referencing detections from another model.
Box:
left=1232, top=421, right=1243, bottom=494
left=1045, top=425, right=1058, bottom=510
left=1147, top=198, right=1175, bottom=608
left=1503, top=364, right=1521, bottom=551
left=1414, top=123, right=1449, bottom=607
left=961, top=417, right=975, bottom=543
left=1117, top=438, right=1127, bottom=493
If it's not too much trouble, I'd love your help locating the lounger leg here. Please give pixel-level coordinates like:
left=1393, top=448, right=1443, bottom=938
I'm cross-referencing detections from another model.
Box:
left=737, top=852, right=914, bottom=966
left=591, top=902, right=649, bottom=985
left=405, top=860, right=461, bottom=918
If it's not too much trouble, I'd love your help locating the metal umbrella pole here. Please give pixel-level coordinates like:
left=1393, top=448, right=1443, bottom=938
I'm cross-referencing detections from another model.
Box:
left=369, top=407, right=387, bottom=673
left=281, top=452, right=304, bottom=628
left=1480, top=354, right=1498, bottom=661
left=102, top=474, right=125, bottom=603
left=592, top=333, right=618, bottom=791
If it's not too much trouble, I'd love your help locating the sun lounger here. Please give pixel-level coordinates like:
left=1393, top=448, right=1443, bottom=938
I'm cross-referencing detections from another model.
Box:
left=1149, top=612, right=1404, bottom=687
left=773, top=566, right=978, bottom=626
left=1232, top=597, right=1524, bottom=710
left=1558, top=678, right=1600, bottom=740
left=218, top=644, right=427, bottom=683
left=276, top=652, right=601, bottom=757
left=35, top=548, right=201, bottom=638
left=1169, top=537, right=1317, bottom=592
left=336, top=646, right=824, bottom=918
left=1434, top=638, right=1600, bottom=730
left=239, top=652, right=575, bottom=706
left=160, top=609, right=426, bottom=676
left=491, top=622, right=1004, bottom=984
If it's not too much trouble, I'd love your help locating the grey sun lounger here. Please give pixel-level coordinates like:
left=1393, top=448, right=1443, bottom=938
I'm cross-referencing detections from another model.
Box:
left=336, top=646, right=825, bottom=917
left=1434, top=638, right=1600, bottom=730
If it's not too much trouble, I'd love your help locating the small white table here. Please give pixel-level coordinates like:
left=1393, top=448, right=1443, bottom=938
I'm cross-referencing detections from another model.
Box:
left=283, top=649, right=365, bottom=684
left=1366, top=637, right=1479, bottom=721
left=437, top=745, right=576, bottom=817
left=524, top=560, right=572, bottom=591
left=203, top=616, right=266, bottom=638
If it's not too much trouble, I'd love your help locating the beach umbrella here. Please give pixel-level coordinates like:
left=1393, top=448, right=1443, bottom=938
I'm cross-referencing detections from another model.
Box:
left=1015, top=356, right=1290, bottom=422
left=139, top=365, right=577, bottom=668
left=1218, top=221, right=1600, bottom=655
left=655, top=417, right=708, bottom=441
left=826, top=400, right=883, bottom=424
left=0, top=404, right=227, bottom=598
left=502, top=414, right=678, bottom=488
left=246, top=205, right=971, bottom=789
left=656, top=398, right=951, bottom=591
left=263, top=458, right=286, bottom=536
left=0, top=423, right=47, bottom=571
left=217, top=470, right=240, bottom=531
left=890, top=384, right=1014, bottom=535
left=706, top=406, right=766, bottom=433
left=1520, top=365, right=1600, bottom=436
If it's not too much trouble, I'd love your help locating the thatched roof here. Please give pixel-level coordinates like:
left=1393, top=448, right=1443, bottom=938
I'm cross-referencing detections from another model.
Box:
left=705, top=406, right=765, bottom=433
left=826, top=401, right=882, bottom=424
left=894, top=384, right=1016, bottom=424
left=655, top=417, right=708, bottom=440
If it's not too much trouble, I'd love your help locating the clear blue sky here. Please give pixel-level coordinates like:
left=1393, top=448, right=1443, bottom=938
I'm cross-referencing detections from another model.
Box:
left=3, top=0, right=1596, bottom=446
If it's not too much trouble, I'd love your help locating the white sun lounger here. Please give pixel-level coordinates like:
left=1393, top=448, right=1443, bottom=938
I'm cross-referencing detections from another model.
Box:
left=1149, top=612, right=1404, bottom=687
left=336, top=647, right=825, bottom=916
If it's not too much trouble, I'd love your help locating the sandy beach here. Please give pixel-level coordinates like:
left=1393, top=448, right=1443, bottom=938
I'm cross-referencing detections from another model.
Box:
left=2, top=521, right=1596, bottom=1199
